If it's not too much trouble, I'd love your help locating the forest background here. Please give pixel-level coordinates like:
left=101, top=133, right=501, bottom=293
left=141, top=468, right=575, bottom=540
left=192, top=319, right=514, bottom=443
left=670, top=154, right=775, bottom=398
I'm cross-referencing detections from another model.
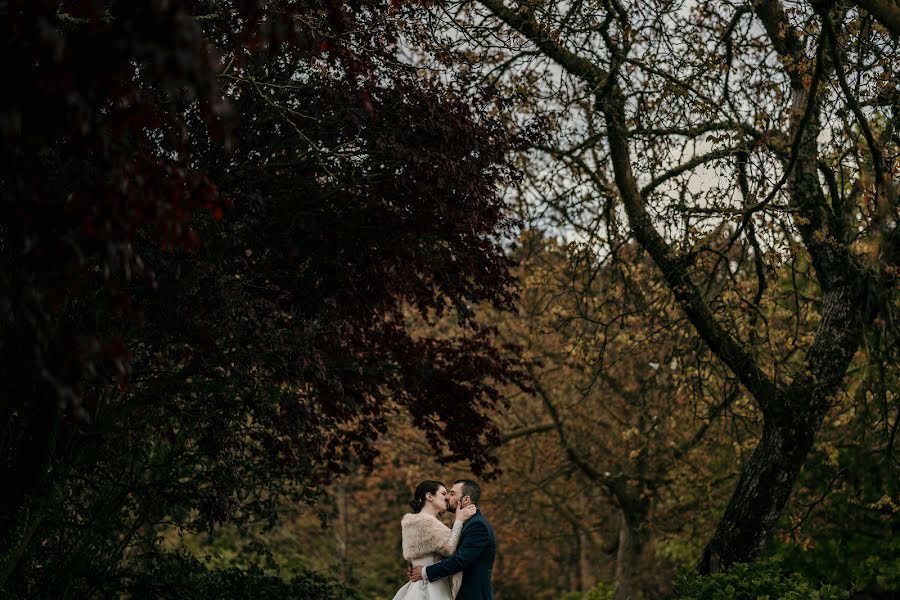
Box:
left=1, top=1, right=898, bottom=599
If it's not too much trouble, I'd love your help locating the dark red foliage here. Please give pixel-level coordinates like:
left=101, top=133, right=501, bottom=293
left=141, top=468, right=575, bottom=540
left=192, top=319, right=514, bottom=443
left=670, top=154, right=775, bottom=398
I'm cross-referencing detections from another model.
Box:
left=0, top=0, right=529, bottom=592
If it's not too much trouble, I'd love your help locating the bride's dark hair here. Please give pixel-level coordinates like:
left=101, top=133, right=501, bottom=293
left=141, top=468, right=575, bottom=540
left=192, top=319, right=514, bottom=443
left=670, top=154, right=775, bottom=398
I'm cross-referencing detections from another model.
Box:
left=409, top=480, right=444, bottom=513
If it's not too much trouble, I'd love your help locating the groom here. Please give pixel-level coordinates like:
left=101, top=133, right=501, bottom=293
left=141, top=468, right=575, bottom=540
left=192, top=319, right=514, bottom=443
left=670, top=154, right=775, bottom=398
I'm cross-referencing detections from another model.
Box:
left=409, top=479, right=496, bottom=600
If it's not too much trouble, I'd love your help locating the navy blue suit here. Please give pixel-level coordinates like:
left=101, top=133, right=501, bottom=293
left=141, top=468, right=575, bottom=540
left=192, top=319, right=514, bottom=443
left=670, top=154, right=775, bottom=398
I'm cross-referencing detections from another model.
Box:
left=425, top=510, right=496, bottom=600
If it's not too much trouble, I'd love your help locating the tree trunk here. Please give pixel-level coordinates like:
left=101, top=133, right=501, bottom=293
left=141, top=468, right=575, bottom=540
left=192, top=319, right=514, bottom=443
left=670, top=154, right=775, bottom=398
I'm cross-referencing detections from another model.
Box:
left=697, top=412, right=821, bottom=573
left=572, top=523, right=584, bottom=591
left=699, top=283, right=868, bottom=573
left=613, top=509, right=644, bottom=600
left=577, top=527, right=594, bottom=591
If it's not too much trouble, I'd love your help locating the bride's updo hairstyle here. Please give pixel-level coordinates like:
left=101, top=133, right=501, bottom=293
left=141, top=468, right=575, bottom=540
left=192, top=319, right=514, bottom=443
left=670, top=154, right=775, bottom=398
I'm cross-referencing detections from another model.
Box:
left=409, top=480, right=444, bottom=513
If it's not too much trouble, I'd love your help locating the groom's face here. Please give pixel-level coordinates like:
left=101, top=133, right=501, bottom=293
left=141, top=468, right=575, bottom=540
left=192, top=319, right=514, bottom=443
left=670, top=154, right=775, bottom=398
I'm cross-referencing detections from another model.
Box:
left=447, top=482, right=466, bottom=512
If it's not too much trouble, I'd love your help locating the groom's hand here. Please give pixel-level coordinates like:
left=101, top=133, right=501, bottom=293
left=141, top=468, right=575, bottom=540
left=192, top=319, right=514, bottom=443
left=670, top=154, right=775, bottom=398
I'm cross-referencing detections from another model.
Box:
left=410, top=565, right=424, bottom=582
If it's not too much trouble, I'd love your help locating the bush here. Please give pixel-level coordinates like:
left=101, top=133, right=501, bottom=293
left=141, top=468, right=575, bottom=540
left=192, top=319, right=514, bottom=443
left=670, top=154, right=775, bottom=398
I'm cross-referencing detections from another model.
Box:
left=559, top=581, right=617, bottom=600
left=126, top=552, right=360, bottom=600
left=771, top=535, right=900, bottom=594
left=4, top=550, right=359, bottom=600
left=673, top=560, right=849, bottom=600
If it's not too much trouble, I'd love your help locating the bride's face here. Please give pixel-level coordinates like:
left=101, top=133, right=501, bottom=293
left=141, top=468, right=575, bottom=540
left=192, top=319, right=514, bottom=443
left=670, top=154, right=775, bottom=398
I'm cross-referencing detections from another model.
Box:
left=427, top=486, right=449, bottom=513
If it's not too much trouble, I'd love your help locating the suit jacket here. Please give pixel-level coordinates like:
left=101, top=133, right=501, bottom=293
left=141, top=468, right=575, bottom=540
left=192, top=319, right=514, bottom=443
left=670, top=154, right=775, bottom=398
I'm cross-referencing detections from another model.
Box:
left=425, top=510, right=496, bottom=600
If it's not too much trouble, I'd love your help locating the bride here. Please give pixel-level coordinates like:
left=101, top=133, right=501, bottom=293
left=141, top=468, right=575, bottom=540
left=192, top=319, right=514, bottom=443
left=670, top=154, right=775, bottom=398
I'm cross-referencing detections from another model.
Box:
left=391, top=480, right=477, bottom=600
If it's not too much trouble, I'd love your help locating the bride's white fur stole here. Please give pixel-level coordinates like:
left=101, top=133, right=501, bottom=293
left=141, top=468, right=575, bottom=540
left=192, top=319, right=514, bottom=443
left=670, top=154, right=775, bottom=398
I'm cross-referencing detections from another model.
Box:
left=401, top=512, right=452, bottom=560
left=400, top=512, right=463, bottom=598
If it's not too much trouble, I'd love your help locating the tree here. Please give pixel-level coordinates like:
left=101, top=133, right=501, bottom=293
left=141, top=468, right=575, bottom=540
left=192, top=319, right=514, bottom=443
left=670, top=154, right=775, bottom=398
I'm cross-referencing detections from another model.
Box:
left=484, top=233, right=748, bottom=599
left=0, top=0, right=530, bottom=593
left=424, top=0, right=899, bottom=573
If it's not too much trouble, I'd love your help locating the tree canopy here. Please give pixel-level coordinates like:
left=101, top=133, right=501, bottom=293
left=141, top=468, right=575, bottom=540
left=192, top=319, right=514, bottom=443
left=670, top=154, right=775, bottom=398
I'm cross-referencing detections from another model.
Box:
left=0, top=1, right=531, bottom=595
left=422, top=0, right=898, bottom=574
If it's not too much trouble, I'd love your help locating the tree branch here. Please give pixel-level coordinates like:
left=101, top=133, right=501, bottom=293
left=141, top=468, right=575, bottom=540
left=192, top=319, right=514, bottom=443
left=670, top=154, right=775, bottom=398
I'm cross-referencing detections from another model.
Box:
left=821, top=10, right=887, bottom=197
left=530, top=367, right=610, bottom=485
left=754, top=1, right=865, bottom=292
left=477, top=0, right=609, bottom=88
left=850, top=0, right=900, bottom=36
left=500, top=422, right=556, bottom=444
left=600, top=83, right=778, bottom=412
left=641, top=146, right=743, bottom=198
left=477, top=0, right=778, bottom=412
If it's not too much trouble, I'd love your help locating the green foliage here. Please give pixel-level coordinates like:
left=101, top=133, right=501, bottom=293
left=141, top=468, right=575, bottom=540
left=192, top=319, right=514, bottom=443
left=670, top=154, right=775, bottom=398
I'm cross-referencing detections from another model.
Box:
left=0, top=552, right=356, bottom=600
left=174, top=517, right=406, bottom=600
left=2, top=550, right=360, bottom=600
left=559, top=581, right=617, bottom=600
left=771, top=535, right=900, bottom=593
left=673, top=560, right=850, bottom=600
left=126, top=553, right=360, bottom=600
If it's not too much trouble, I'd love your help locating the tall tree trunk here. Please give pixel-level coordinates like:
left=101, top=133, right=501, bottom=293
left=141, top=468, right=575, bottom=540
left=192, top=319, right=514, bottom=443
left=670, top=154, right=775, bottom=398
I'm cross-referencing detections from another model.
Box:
left=613, top=509, right=644, bottom=600
left=699, top=283, right=868, bottom=572
left=697, top=412, right=822, bottom=573
left=696, top=4, right=872, bottom=570
left=572, top=522, right=584, bottom=591
left=577, top=527, right=594, bottom=591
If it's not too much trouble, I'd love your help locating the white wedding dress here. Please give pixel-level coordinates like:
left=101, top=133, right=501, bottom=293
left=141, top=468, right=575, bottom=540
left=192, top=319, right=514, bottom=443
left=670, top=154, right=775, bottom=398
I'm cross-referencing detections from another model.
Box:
left=391, top=553, right=453, bottom=600
left=390, top=512, right=462, bottom=600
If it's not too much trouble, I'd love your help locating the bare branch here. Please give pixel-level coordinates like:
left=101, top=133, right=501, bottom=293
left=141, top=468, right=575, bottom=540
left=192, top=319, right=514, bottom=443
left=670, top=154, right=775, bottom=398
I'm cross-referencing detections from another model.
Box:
left=477, top=0, right=608, bottom=88
left=500, top=422, right=556, bottom=444
left=640, top=146, right=743, bottom=198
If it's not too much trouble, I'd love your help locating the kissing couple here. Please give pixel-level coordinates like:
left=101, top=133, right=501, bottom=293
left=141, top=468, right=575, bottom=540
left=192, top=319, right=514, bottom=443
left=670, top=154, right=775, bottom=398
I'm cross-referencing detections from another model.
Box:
left=391, top=479, right=496, bottom=600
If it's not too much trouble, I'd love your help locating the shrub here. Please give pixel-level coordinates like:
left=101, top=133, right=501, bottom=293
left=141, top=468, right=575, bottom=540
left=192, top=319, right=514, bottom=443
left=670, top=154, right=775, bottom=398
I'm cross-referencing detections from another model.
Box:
left=559, top=580, right=617, bottom=600
left=771, top=535, right=900, bottom=594
left=673, top=560, right=849, bottom=600
left=127, top=553, right=360, bottom=600
left=4, top=551, right=359, bottom=600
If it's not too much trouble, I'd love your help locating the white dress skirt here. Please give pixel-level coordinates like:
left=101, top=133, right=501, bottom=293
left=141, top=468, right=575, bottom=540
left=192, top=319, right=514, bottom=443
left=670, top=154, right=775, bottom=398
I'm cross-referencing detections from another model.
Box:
left=391, top=554, right=453, bottom=600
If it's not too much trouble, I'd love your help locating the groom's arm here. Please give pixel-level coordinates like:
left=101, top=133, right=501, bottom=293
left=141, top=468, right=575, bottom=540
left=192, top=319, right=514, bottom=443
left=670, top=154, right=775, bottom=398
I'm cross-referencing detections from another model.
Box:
left=423, top=520, right=489, bottom=582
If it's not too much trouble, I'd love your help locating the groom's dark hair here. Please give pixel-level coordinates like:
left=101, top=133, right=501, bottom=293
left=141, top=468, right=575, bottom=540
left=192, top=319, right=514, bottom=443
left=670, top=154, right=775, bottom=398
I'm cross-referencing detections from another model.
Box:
left=454, top=479, right=481, bottom=504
